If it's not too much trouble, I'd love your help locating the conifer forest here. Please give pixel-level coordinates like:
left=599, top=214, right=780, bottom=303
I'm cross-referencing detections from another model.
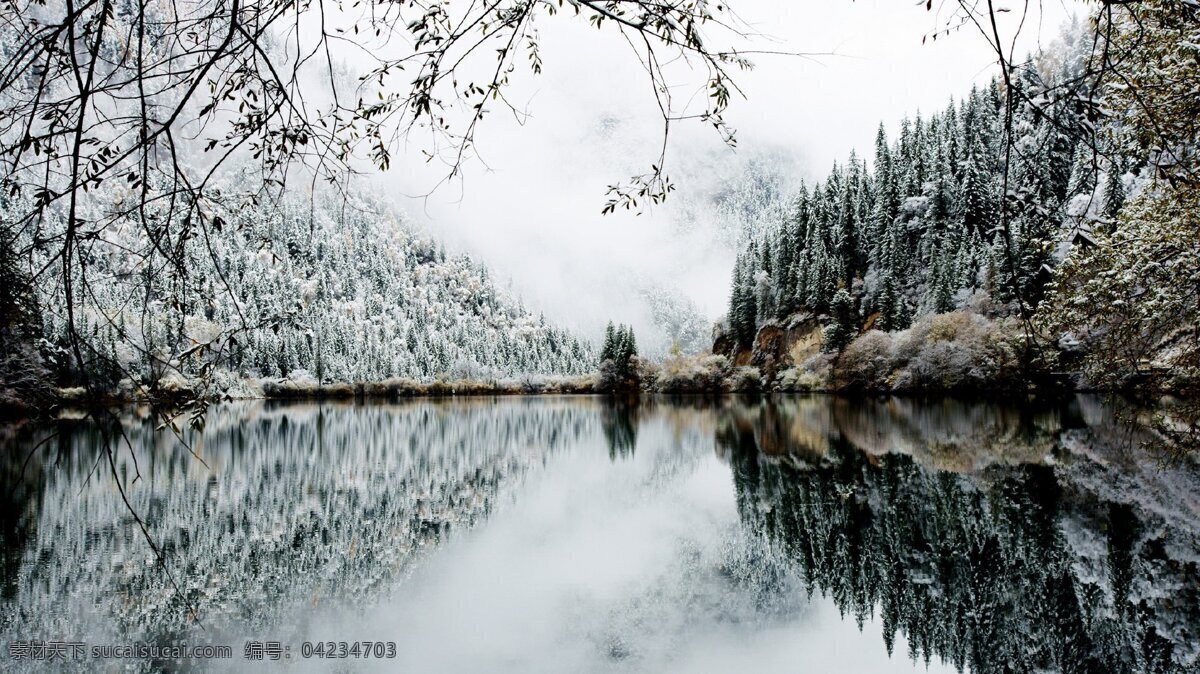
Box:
left=0, top=1, right=1198, bottom=672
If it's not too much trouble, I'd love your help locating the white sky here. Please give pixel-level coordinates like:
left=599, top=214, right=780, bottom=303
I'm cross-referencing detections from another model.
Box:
left=377, top=0, right=1088, bottom=346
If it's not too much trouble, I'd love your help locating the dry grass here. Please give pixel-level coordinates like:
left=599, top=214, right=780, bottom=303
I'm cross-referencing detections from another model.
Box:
left=653, top=354, right=731, bottom=393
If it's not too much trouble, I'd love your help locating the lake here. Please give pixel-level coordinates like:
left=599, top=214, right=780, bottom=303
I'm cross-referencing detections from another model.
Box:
left=2, top=396, right=1198, bottom=672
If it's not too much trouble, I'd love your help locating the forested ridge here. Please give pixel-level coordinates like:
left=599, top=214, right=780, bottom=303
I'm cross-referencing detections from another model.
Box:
left=1, top=181, right=594, bottom=406
left=725, top=3, right=1199, bottom=396
left=728, top=76, right=1039, bottom=339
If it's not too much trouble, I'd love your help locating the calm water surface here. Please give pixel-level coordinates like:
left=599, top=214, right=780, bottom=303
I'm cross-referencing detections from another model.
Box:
left=1, top=396, right=1198, bottom=672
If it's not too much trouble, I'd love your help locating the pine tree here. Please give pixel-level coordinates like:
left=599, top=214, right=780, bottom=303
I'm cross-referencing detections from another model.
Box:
left=598, top=323, right=637, bottom=380
left=927, top=233, right=958, bottom=314
left=0, top=220, right=39, bottom=348
left=600, top=321, right=617, bottom=362
left=759, top=239, right=776, bottom=320
left=733, top=246, right=760, bottom=347
left=960, top=149, right=992, bottom=238
left=775, top=219, right=798, bottom=319
left=871, top=125, right=899, bottom=268
left=823, top=289, right=858, bottom=353
left=618, top=325, right=637, bottom=377
left=834, top=159, right=862, bottom=288
left=1065, top=145, right=1097, bottom=197
left=727, top=253, right=755, bottom=348
left=1102, top=159, right=1126, bottom=221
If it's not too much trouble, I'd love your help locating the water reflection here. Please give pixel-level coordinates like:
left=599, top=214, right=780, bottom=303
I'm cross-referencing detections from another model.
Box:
left=600, top=397, right=640, bottom=460
left=0, top=395, right=1196, bottom=673
left=0, top=398, right=599, bottom=651
left=720, top=396, right=1200, bottom=674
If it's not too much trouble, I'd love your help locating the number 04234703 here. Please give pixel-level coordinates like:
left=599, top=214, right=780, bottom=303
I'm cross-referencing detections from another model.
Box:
left=300, top=641, right=397, bottom=659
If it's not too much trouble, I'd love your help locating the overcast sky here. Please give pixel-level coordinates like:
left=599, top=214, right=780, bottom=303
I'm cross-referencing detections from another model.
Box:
left=378, top=0, right=1087, bottom=348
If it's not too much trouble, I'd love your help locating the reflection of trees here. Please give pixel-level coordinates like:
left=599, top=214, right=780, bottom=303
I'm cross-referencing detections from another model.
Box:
left=0, top=422, right=45, bottom=602
left=717, top=395, right=1080, bottom=472
left=3, top=394, right=1196, bottom=673
left=720, top=397, right=1200, bottom=673
left=601, top=397, right=639, bottom=460
left=0, top=399, right=600, bottom=646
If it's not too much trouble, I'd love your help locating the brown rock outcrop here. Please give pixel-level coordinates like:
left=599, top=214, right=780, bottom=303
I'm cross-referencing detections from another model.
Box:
left=712, top=312, right=827, bottom=383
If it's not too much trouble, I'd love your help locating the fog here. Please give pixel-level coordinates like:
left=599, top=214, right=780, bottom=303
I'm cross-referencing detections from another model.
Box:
left=374, top=0, right=1087, bottom=350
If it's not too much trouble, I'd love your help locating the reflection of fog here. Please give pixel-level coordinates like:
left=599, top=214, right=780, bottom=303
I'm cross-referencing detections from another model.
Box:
left=298, top=403, right=951, bottom=674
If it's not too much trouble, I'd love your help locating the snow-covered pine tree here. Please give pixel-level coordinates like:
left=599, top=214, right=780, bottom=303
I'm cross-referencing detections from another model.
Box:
left=823, top=289, right=858, bottom=354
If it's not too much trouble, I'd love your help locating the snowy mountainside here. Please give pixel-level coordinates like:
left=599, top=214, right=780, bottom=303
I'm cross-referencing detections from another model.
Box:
left=28, top=181, right=595, bottom=389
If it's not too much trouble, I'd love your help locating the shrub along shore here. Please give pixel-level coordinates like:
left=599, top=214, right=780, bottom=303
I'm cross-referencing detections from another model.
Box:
left=4, top=307, right=1192, bottom=420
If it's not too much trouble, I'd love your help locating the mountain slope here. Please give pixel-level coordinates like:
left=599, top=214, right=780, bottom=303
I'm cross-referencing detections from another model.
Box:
left=15, top=177, right=595, bottom=394
left=725, top=22, right=1105, bottom=342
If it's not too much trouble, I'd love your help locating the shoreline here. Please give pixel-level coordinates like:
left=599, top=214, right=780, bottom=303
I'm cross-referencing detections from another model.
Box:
left=4, top=354, right=1194, bottom=421
left=2, top=379, right=1185, bottom=420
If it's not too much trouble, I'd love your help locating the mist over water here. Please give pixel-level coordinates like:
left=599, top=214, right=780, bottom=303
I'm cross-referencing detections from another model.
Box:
left=2, top=395, right=1197, bottom=672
